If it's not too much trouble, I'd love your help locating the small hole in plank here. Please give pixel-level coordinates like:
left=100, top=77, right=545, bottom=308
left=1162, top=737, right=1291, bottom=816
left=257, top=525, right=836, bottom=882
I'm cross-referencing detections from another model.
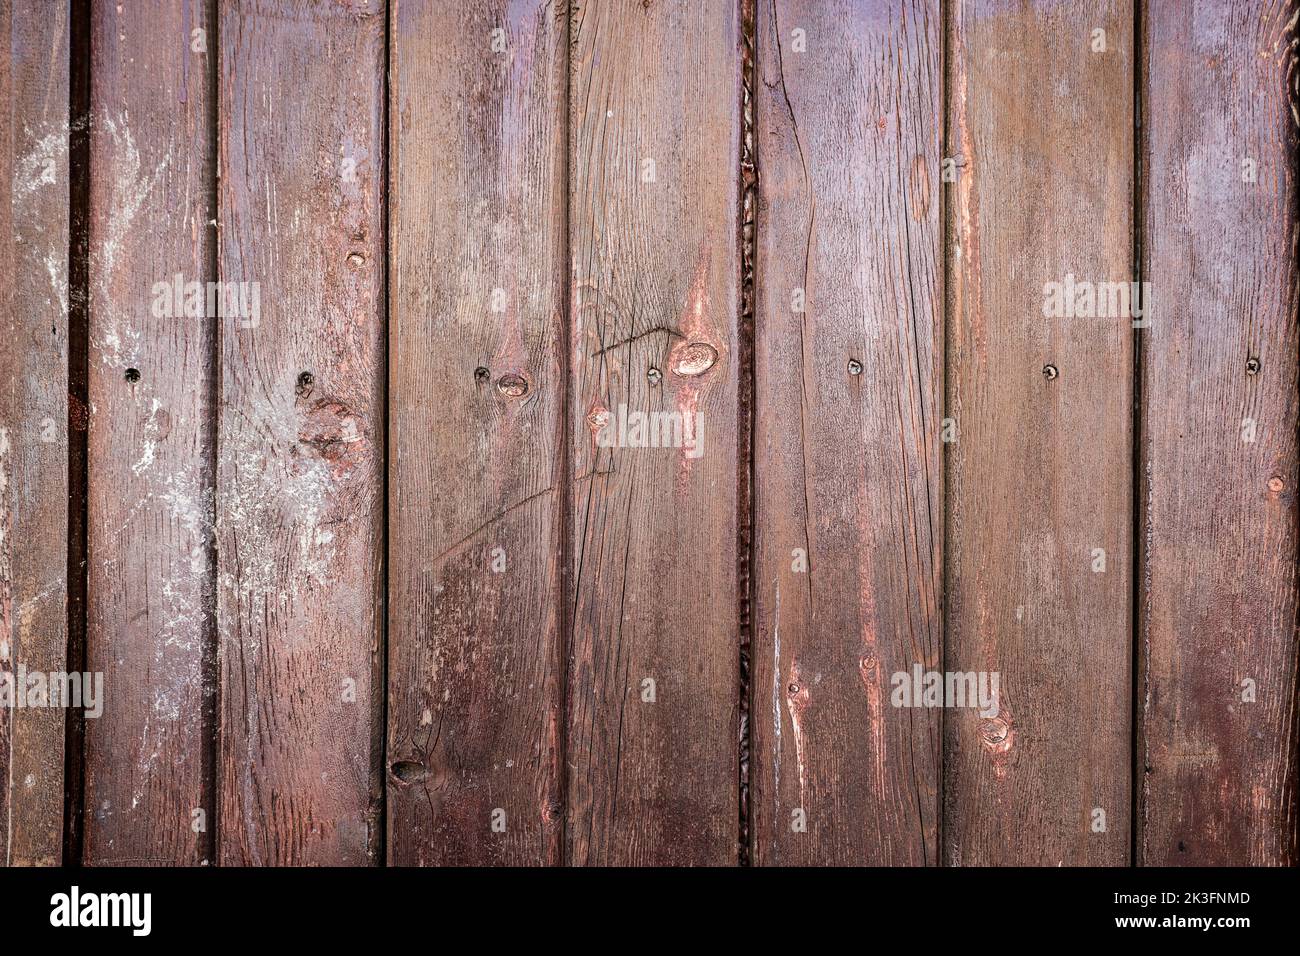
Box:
left=124, top=367, right=140, bottom=383
left=474, top=366, right=491, bottom=385
left=390, top=760, right=427, bottom=783
left=296, top=371, right=315, bottom=395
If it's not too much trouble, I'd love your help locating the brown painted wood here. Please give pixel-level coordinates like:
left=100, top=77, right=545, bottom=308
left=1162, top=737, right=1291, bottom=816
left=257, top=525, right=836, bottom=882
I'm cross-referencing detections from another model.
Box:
left=1139, top=0, right=1300, bottom=867
left=83, top=0, right=217, bottom=867
left=386, top=1, right=566, bottom=865
left=216, top=0, right=385, bottom=865
left=0, top=0, right=69, bottom=867
left=567, top=0, right=742, bottom=866
left=945, top=0, right=1133, bottom=865
left=750, top=0, right=942, bottom=865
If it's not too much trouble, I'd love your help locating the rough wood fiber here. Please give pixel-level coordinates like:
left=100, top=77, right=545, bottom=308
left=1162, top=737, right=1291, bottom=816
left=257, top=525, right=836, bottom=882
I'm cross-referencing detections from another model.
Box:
left=217, top=0, right=385, bottom=865
left=387, top=0, right=566, bottom=866
left=1140, top=0, right=1300, bottom=867
left=0, top=0, right=69, bottom=867
left=946, top=1, right=1133, bottom=865
left=82, top=0, right=214, bottom=868
left=750, top=0, right=942, bottom=866
left=567, top=0, right=742, bottom=866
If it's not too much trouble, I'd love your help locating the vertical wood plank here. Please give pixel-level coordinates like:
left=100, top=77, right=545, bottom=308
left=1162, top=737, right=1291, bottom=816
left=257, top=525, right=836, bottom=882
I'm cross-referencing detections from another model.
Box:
left=217, top=0, right=385, bottom=865
left=750, top=0, right=942, bottom=866
left=1140, top=0, right=1300, bottom=866
left=568, top=0, right=742, bottom=866
left=84, top=0, right=216, bottom=866
left=945, top=1, right=1133, bottom=865
left=387, top=1, right=566, bottom=865
left=0, top=0, right=69, bottom=867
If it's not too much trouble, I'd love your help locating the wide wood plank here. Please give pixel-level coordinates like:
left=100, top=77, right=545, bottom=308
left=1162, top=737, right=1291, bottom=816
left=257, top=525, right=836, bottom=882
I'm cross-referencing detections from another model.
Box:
left=386, top=0, right=566, bottom=865
left=216, top=0, right=385, bottom=865
left=750, top=0, right=942, bottom=865
left=1140, top=0, right=1300, bottom=866
left=0, top=0, right=69, bottom=867
left=945, top=0, right=1133, bottom=865
left=567, top=0, right=743, bottom=866
left=83, top=0, right=215, bottom=869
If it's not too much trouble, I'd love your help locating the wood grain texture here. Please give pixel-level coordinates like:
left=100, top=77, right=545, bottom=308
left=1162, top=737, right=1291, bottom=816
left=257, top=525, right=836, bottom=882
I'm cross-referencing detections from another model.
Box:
left=386, top=0, right=566, bottom=866
left=567, top=0, right=742, bottom=866
left=216, top=0, right=384, bottom=865
left=945, top=0, right=1133, bottom=865
left=83, top=0, right=214, bottom=869
left=1140, top=0, right=1300, bottom=867
left=750, top=0, right=942, bottom=865
left=0, top=0, right=69, bottom=867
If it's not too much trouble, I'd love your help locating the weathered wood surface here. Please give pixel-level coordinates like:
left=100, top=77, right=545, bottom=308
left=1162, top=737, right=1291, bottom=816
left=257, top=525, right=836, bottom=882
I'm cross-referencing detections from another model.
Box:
left=83, top=0, right=215, bottom=868
left=216, top=0, right=385, bottom=865
left=1139, top=0, right=1300, bottom=867
left=750, top=0, right=942, bottom=865
left=945, top=1, right=1133, bottom=865
left=567, top=0, right=743, bottom=865
left=0, top=0, right=69, bottom=867
left=386, top=0, right=566, bottom=866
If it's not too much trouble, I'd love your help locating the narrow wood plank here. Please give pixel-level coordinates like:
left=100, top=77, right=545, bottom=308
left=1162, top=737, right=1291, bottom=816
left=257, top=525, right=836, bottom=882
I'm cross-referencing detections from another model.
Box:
left=946, top=1, right=1133, bottom=865
left=216, top=0, right=385, bottom=866
left=750, top=0, right=942, bottom=865
left=0, top=0, right=69, bottom=867
left=386, top=1, right=566, bottom=865
left=748, top=0, right=941, bottom=868
left=1140, top=0, right=1300, bottom=866
left=84, top=0, right=215, bottom=866
left=568, top=0, right=742, bottom=866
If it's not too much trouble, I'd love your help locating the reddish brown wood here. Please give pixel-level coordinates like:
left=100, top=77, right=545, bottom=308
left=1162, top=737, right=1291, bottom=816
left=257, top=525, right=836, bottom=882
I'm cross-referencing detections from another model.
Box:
left=84, top=0, right=215, bottom=867
left=386, top=0, right=566, bottom=865
left=945, top=0, right=1133, bottom=865
left=750, top=0, right=942, bottom=866
left=567, top=0, right=743, bottom=866
left=0, top=0, right=70, bottom=867
left=1139, top=0, right=1300, bottom=866
left=216, top=0, right=385, bottom=865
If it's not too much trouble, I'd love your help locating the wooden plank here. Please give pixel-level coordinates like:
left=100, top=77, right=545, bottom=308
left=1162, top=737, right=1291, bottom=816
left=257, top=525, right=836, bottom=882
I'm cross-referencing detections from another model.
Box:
left=945, top=1, right=1133, bottom=865
left=83, top=0, right=215, bottom=866
left=216, top=0, right=385, bottom=865
left=0, top=0, right=69, bottom=867
left=750, top=0, right=942, bottom=865
left=1139, top=0, right=1300, bottom=866
left=567, top=0, right=742, bottom=866
left=386, top=1, right=566, bottom=865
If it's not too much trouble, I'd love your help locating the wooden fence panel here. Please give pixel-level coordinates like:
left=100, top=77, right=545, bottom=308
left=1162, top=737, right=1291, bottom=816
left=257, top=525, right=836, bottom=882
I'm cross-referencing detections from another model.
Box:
left=386, top=0, right=566, bottom=866
left=0, top=0, right=69, bottom=867
left=216, top=0, right=385, bottom=866
left=945, top=0, right=1133, bottom=865
left=567, top=0, right=743, bottom=865
left=750, top=0, right=942, bottom=865
left=84, top=0, right=213, bottom=865
left=1140, top=0, right=1300, bottom=867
